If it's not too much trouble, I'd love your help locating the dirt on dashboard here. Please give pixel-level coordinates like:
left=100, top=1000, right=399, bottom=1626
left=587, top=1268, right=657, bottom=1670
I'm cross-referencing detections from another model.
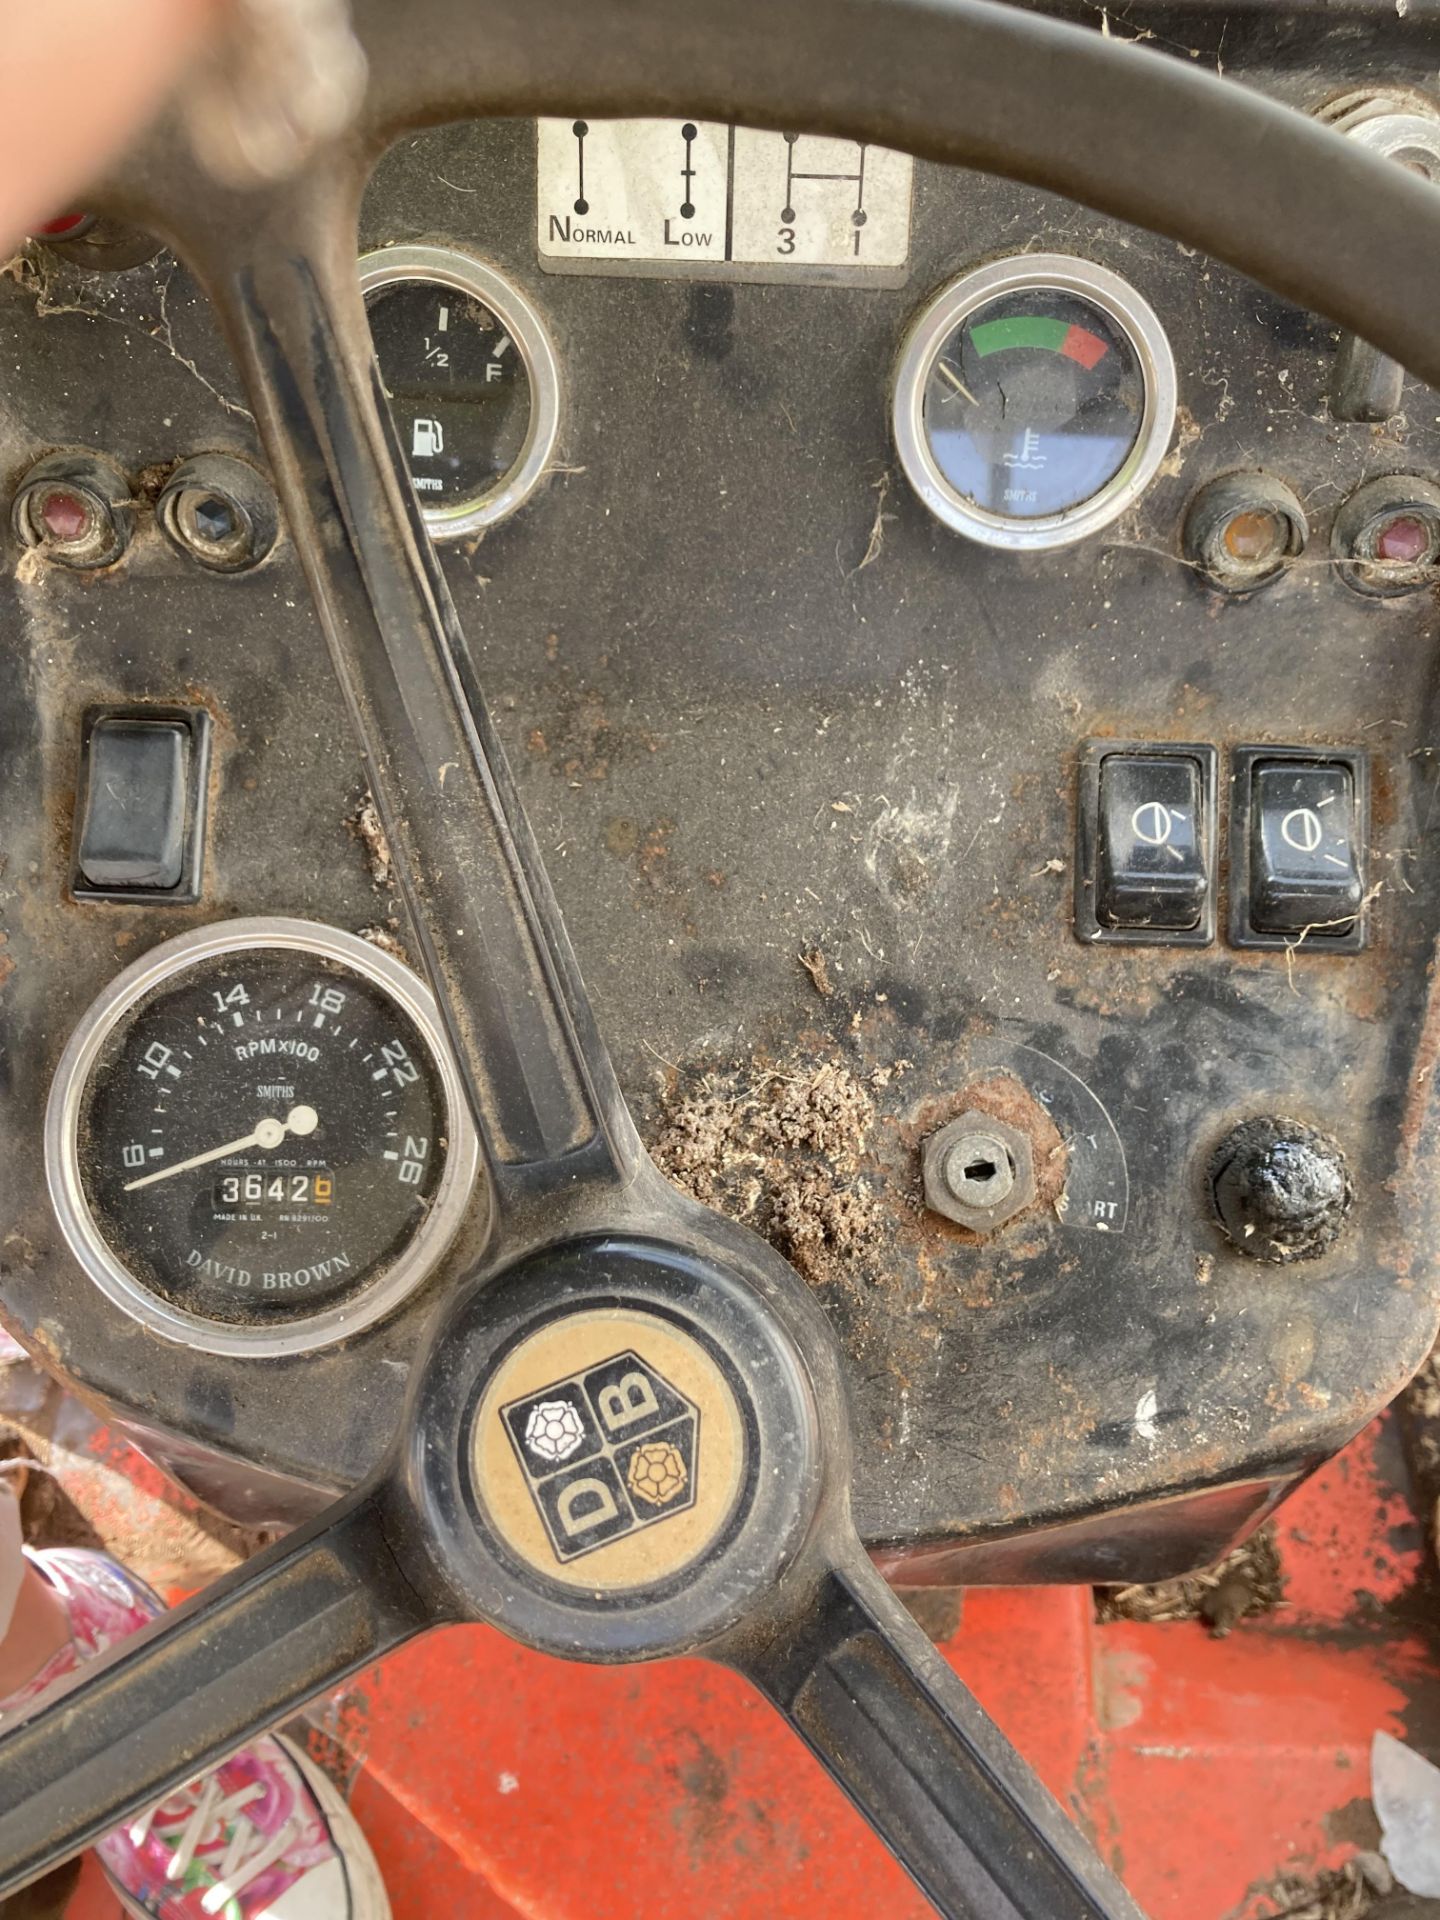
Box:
left=651, top=1054, right=890, bottom=1284
left=1095, top=1522, right=1285, bottom=1634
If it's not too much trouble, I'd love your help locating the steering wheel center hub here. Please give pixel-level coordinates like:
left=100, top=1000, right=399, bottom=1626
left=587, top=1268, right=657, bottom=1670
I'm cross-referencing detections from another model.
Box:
left=408, top=1235, right=832, bottom=1661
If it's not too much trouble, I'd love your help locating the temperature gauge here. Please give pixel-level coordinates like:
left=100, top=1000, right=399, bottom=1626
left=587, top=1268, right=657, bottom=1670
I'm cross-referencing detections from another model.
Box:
left=361, top=244, right=560, bottom=540
left=892, top=255, right=1176, bottom=551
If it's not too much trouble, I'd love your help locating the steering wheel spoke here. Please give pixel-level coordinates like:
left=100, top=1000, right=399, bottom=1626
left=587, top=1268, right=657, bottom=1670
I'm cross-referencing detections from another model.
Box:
left=0, top=1490, right=430, bottom=1897
left=734, top=1551, right=1142, bottom=1920
left=189, top=178, right=645, bottom=1225
left=0, top=132, right=1148, bottom=1920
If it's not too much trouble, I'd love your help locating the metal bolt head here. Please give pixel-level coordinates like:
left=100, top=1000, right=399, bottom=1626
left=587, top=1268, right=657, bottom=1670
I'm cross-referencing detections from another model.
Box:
left=922, top=1110, right=1037, bottom=1233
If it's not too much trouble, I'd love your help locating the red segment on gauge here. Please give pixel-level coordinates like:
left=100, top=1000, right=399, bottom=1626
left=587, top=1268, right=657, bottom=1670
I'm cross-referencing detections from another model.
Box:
left=1061, top=324, right=1109, bottom=369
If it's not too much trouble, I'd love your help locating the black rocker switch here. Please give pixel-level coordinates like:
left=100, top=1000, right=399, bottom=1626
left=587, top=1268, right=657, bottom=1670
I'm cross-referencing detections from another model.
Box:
left=72, top=708, right=211, bottom=902
left=77, top=719, right=188, bottom=890
left=1249, top=760, right=1364, bottom=936
left=1096, top=753, right=1209, bottom=931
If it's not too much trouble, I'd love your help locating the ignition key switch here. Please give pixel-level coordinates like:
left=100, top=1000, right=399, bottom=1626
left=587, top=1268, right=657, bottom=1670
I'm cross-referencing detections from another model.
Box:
left=922, top=1109, right=1037, bottom=1233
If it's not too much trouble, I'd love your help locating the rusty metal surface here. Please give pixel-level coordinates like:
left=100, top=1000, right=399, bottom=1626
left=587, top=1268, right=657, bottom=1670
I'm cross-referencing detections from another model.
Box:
left=4, top=16, right=1440, bottom=1575
left=40, top=1409, right=1440, bottom=1920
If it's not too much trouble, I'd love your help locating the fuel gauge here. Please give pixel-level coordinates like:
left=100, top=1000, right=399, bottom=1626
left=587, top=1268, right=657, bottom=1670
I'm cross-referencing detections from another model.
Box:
left=893, top=255, right=1176, bottom=551
left=361, top=244, right=561, bottom=540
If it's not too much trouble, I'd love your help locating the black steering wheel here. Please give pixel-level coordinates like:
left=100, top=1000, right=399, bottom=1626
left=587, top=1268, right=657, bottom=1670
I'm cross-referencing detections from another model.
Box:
left=5, top=3, right=1440, bottom=1914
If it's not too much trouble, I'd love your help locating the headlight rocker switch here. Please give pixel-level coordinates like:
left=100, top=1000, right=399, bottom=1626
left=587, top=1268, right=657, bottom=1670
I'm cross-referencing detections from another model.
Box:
left=1076, top=741, right=1218, bottom=946
left=1230, top=746, right=1368, bottom=950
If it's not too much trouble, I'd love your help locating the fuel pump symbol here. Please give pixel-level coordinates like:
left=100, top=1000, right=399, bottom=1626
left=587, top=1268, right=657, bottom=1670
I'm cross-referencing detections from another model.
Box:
left=411, top=417, right=444, bottom=459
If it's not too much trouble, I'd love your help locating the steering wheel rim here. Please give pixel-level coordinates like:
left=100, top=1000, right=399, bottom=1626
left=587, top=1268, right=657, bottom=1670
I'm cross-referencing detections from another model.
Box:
left=99, top=0, right=1440, bottom=390
left=6, top=2, right=1440, bottom=1913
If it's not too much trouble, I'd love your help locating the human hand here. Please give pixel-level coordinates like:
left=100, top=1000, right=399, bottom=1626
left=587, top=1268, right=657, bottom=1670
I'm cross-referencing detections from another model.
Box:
left=0, top=0, right=222, bottom=254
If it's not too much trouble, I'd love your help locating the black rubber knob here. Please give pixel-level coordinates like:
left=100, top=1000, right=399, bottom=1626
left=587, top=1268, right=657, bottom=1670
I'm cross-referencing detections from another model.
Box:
left=1208, top=1116, right=1353, bottom=1263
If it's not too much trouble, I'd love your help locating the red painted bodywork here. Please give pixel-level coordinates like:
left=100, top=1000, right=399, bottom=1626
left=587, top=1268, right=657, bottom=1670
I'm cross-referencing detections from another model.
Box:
left=65, top=1414, right=1434, bottom=1920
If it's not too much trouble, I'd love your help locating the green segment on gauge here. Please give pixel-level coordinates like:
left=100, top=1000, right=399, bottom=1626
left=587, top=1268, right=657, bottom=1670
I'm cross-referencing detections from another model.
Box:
left=972, top=315, right=1065, bottom=354
left=969, top=315, right=1110, bottom=368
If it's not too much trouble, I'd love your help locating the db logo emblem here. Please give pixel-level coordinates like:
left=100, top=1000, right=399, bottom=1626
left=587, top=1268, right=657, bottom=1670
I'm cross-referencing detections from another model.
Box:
left=500, top=1351, right=700, bottom=1562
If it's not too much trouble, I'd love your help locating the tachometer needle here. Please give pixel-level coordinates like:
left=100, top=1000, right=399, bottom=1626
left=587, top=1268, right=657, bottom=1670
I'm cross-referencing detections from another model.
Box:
left=123, top=1105, right=319, bottom=1191
left=935, top=359, right=978, bottom=406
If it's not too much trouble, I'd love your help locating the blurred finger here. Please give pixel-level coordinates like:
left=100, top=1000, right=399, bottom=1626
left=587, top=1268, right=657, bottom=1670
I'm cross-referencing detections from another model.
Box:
left=0, top=0, right=222, bottom=252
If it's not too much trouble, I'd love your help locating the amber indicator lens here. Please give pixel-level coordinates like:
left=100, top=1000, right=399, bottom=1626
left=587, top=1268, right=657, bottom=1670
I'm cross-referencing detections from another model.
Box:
left=1222, top=508, right=1287, bottom=564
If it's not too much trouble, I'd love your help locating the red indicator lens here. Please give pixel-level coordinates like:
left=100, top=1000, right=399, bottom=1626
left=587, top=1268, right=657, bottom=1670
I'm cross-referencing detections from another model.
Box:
left=39, top=491, right=92, bottom=543
left=1374, top=513, right=1430, bottom=564
left=33, top=213, right=91, bottom=238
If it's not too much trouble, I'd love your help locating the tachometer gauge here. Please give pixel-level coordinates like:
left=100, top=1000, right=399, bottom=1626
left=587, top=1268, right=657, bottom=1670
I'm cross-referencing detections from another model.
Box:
left=360, top=244, right=561, bottom=540
left=892, top=254, right=1176, bottom=551
left=45, top=920, right=479, bottom=1357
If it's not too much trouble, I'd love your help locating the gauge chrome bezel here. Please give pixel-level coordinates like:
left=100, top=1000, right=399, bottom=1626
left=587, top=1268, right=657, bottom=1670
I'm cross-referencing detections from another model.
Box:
left=44, top=918, right=480, bottom=1359
left=891, top=252, right=1177, bottom=553
left=358, top=243, right=561, bottom=541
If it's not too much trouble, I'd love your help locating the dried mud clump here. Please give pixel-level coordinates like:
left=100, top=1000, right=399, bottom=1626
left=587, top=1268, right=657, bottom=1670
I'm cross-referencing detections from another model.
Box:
left=651, top=1058, right=884, bottom=1283
left=346, top=795, right=393, bottom=888
left=1095, top=1522, right=1285, bottom=1634
left=1247, top=1853, right=1392, bottom=1920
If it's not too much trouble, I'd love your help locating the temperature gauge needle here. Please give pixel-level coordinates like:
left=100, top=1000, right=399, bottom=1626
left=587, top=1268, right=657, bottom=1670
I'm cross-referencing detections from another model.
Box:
left=124, top=1105, right=320, bottom=1191
left=935, top=359, right=978, bottom=406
